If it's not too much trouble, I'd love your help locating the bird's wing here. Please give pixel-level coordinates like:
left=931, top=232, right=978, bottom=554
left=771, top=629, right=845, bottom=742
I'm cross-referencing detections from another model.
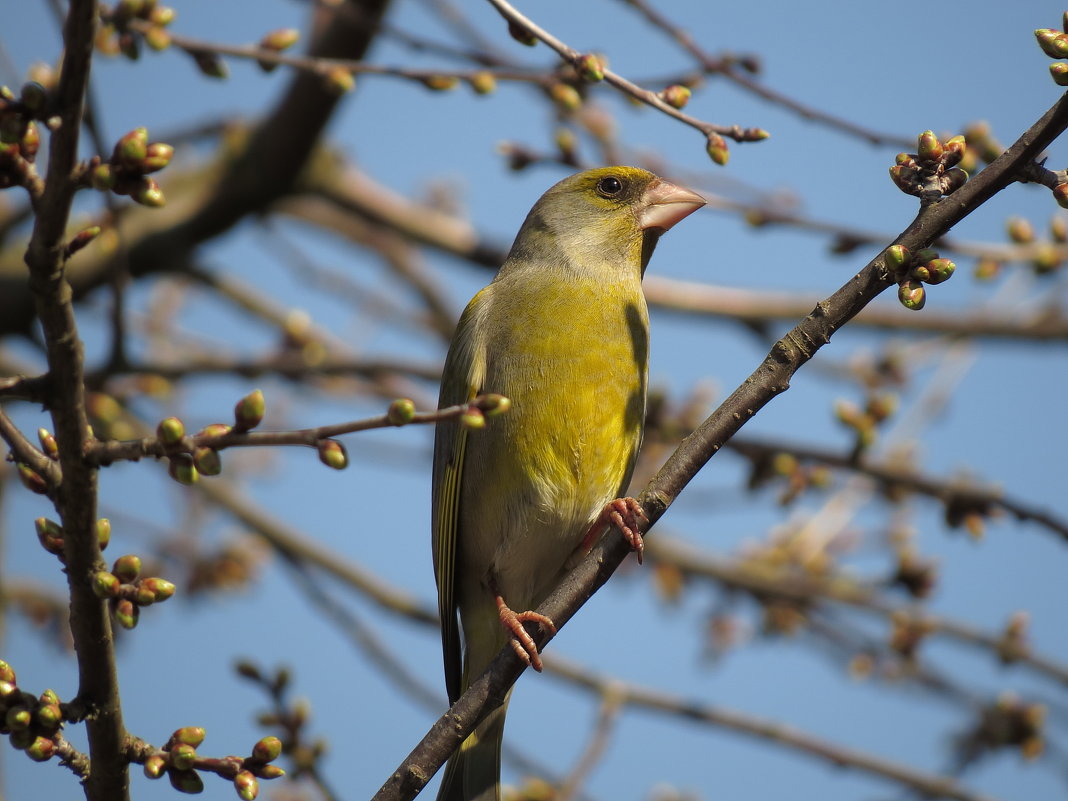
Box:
left=432, top=287, right=490, bottom=703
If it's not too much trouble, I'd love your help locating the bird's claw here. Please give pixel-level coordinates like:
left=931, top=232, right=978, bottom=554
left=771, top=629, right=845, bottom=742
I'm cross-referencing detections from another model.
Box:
left=497, top=596, right=556, bottom=672
left=603, top=497, right=648, bottom=564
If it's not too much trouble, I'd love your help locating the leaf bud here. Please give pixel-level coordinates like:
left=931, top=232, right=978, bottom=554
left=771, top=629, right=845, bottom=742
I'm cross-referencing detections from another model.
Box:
left=20, top=122, right=39, bottom=162
left=142, top=142, right=174, bottom=172
left=507, top=20, right=538, bottom=46
left=258, top=28, right=299, bottom=71
left=897, top=280, right=926, bottom=311
left=468, top=72, right=496, bottom=95
left=193, top=447, right=222, bottom=476
left=35, top=702, right=62, bottom=730
left=169, top=742, right=197, bottom=771
left=168, top=768, right=204, bottom=794
left=144, top=26, right=172, bottom=51
left=17, top=463, right=49, bottom=495
left=0, top=660, right=15, bottom=685
left=942, top=135, right=966, bottom=168
left=1006, top=216, right=1034, bottom=244
left=36, top=428, right=59, bottom=459
left=421, top=75, right=459, bottom=91
left=479, top=393, right=511, bottom=417
left=113, top=598, right=139, bottom=629
left=19, top=81, right=47, bottom=112
left=317, top=439, right=348, bottom=470
left=92, top=571, right=121, bottom=599
left=884, top=244, right=911, bottom=276
left=6, top=706, right=31, bottom=730
left=167, top=456, right=199, bottom=485
left=256, top=764, right=286, bottom=779
left=322, top=67, right=355, bottom=95
left=35, top=517, right=65, bottom=555
left=25, top=736, right=55, bottom=762
left=193, top=51, right=229, bottom=79
left=705, top=133, right=729, bottom=166
left=132, top=176, right=166, bottom=208
left=251, top=736, right=282, bottom=762
left=149, top=5, right=176, bottom=26
left=460, top=407, right=485, bottom=429
left=659, top=84, right=691, bottom=109
left=1051, top=62, right=1068, bottom=86
left=113, top=553, right=143, bottom=583
left=171, top=726, right=207, bottom=747
left=144, top=754, right=167, bottom=778
left=114, top=127, right=148, bottom=169
left=91, top=163, right=115, bottom=191
left=913, top=248, right=939, bottom=264
left=142, top=577, right=176, bottom=602
left=924, top=258, right=956, bottom=285
left=549, top=83, right=581, bottom=112
left=235, top=770, right=259, bottom=800
left=916, top=130, right=942, bottom=162
left=157, top=416, right=185, bottom=446
left=940, top=168, right=968, bottom=195
left=1034, top=28, right=1068, bottom=58
left=577, top=53, right=606, bottom=82
left=65, top=226, right=102, bottom=259
left=234, top=389, right=265, bottom=431
left=387, top=398, right=416, bottom=425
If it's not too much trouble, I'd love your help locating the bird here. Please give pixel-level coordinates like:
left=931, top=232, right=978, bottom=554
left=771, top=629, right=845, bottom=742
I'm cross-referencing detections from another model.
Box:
left=432, top=166, right=705, bottom=801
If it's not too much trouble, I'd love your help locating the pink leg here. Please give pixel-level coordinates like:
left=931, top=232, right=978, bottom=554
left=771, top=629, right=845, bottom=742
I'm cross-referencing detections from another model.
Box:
left=495, top=594, right=557, bottom=672
left=580, top=497, right=649, bottom=564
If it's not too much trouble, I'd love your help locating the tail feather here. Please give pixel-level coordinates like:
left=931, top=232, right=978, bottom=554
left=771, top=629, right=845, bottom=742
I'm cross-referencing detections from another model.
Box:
left=436, top=699, right=509, bottom=801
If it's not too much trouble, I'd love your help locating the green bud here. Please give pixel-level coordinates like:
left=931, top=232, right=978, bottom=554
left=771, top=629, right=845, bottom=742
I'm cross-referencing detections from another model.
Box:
left=421, top=75, right=460, bottom=91
left=942, top=135, right=966, bottom=168
left=142, top=577, right=176, bottom=602
left=6, top=706, right=31, bottom=730
left=35, top=517, right=65, bottom=555
left=1007, top=216, right=1035, bottom=244
left=460, top=407, right=485, bottom=429
left=910, top=264, right=930, bottom=282
left=9, top=728, right=34, bottom=750
left=924, top=258, right=956, bottom=285
left=549, top=83, right=581, bottom=112
left=193, top=51, right=229, bottom=79
left=478, top=394, right=511, bottom=417
left=317, top=439, right=348, bottom=470
left=251, top=736, right=282, bottom=763
left=888, top=164, right=917, bottom=194
left=39, top=688, right=60, bottom=705
left=0, top=661, right=14, bottom=685
left=171, top=726, right=206, bottom=748
left=65, top=226, right=102, bottom=258
left=1035, top=28, right=1068, bottom=58
left=705, top=133, right=729, bottom=166
left=36, top=703, right=62, bottom=730
left=133, top=176, right=166, bottom=208
left=660, top=84, right=691, bottom=109
left=1051, top=62, right=1068, bottom=86
left=168, top=768, right=204, bottom=794
left=917, top=130, right=942, bottom=162
left=234, top=389, right=265, bottom=431
left=17, top=463, right=49, bottom=495
left=113, top=554, right=142, bottom=583
left=97, top=518, right=112, bottom=550
left=193, top=447, right=221, bottom=476
left=25, top=736, right=55, bottom=762
left=898, top=280, right=926, bottom=311
left=235, top=770, right=259, bottom=800
left=322, top=67, right=355, bottom=95
left=168, top=456, right=199, bottom=485
left=577, top=53, right=606, bottom=82
left=913, top=248, right=938, bottom=264
left=135, top=585, right=157, bottom=606
left=37, top=428, right=59, bottom=459
left=92, top=571, right=121, bottom=599
left=0, top=680, right=16, bottom=698
left=149, top=5, right=176, bottom=26
left=884, top=244, right=911, bottom=275
left=144, top=26, right=172, bottom=51
left=144, top=754, right=167, bottom=778
left=114, top=127, right=148, bottom=169
left=91, top=163, right=115, bottom=191
left=157, top=416, right=185, bottom=445
left=256, top=764, right=285, bottom=779
left=170, top=742, right=197, bottom=771
left=387, top=398, right=416, bottom=425
left=507, top=20, right=537, bottom=46
left=20, top=121, right=39, bottom=161
left=974, top=258, right=1001, bottom=280
left=468, top=72, right=496, bottom=95
left=260, top=28, right=300, bottom=52
left=142, top=142, right=174, bottom=172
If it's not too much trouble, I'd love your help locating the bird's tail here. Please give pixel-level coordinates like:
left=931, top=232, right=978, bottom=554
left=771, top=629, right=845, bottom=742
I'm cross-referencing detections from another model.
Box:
left=435, top=693, right=511, bottom=801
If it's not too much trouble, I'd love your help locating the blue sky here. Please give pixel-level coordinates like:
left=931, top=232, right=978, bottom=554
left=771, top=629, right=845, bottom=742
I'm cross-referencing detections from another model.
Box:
left=3, top=1, right=1067, bottom=800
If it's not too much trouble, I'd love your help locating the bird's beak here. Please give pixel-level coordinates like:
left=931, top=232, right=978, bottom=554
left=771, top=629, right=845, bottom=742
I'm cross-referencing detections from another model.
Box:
left=637, top=179, right=706, bottom=232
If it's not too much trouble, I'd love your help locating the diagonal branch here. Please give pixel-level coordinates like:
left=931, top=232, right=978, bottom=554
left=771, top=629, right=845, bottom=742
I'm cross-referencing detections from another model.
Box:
left=371, top=89, right=1068, bottom=801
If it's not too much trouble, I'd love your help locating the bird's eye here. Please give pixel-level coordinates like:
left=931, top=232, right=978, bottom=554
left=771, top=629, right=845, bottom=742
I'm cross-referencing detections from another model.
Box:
left=596, top=175, right=624, bottom=197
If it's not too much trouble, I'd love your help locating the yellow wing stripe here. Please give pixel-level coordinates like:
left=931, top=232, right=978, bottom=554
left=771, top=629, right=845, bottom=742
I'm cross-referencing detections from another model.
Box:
left=436, top=421, right=468, bottom=702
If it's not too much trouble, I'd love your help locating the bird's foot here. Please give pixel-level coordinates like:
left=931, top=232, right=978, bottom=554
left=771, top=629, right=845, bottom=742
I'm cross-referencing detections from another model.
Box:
left=581, top=497, right=649, bottom=564
left=496, top=595, right=556, bottom=672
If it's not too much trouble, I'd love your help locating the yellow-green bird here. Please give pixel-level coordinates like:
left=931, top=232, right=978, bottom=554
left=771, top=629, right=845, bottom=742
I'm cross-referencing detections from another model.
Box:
left=432, top=166, right=704, bottom=801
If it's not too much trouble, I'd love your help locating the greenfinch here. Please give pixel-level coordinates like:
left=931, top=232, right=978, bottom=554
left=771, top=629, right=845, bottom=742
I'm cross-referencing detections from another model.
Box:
left=432, top=166, right=704, bottom=801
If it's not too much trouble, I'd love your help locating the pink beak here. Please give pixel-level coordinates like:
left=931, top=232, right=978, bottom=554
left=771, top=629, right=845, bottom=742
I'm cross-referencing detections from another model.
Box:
left=637, top=178, right=706, bottom=232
